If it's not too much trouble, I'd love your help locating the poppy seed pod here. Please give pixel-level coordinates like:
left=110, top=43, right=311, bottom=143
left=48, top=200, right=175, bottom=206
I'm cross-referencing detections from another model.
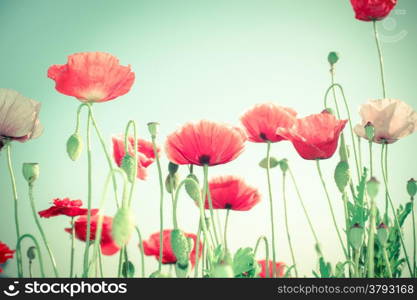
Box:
left=22, top=163, right=40, bottom=184
left=112, top=207, right=135, bottom=247
left=26, top=246, right=36, bottom=260
left=367, top=177, right=380, bottom=199
left=165, top=173, right=179, bottom=194
left=121, top=154, right=136, bottom=182
left=334, top=161, right=350, bottom=193
left=328, top=51, right=339, bottom=65
left=278, top=159, right=289, bottom=173
left=364, top=122, right=375, bottom=141
left=147, top=122, right=159, bottom=138
left=377, top=223, right=389, bottom=246
left=185, top=176, right=201, bottom=203
left=407, top=178, right=416, bottom=200
left=66, top=133, right=83, bottom=161
left=171, top=229, right=191, bottom=267
left=349, top=223, right=364, bottom=250
left=168, top=162, right=179, bottom=175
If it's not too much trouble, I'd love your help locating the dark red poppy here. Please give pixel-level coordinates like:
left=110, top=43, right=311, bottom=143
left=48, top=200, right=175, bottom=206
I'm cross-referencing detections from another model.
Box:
left=65, top=215, right=120, bottom=256
left=350, top=0, right=397, bottom=22
left=112, top=134, right=159, bottom=180
left=203, top=175, right=261, bottom=211
left=258, top=260, right=286, bottom=278
left=143, top=229, right=202, bottom=266
left=38, top=198, right=98, bottom=218
left=0, top=242, right=15, bottom=273
left=277, top=112, right=347, bottom=160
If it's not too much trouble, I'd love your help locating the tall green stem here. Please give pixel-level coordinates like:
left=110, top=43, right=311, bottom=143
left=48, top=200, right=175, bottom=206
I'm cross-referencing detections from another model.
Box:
left=5, top=144, right=23, bottom=277
left=366, top=197, right=376, bottom=278
left=194, top=221, right=202, bottom=278
left=316, top=160, right=348, bottom=258
left=28, top=183, right=59, bottom=276
left=223, top=209, right=230, bottom=251
left=354, top=249, right=360, bottom=278
left=381, top=247, right=393, bottom=278
left=372, top=20, right=387, bottom=98
left=254, top=236, right=270, bottom=278
left=369, top=141, right=373, bottom=177
left=135, top=226, right=146, bottom=277
left=124, top=120, right=138, bottom=207
left=70, top=217, right=75, bottom=278
left=412, top=200, right=416, bottom=278
left=16, top=234, right=45, bottom=277
left=203, top=164, right=220, bottom=245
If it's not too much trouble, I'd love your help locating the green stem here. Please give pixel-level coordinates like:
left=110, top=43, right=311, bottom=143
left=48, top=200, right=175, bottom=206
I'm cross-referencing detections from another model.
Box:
left=203, top=164, right=220, bottom=246
left=381, top=246, right=393, bottom=278
left=342, top=191, right=352, bottom=268
left=135, top=226, right=146, bottom=278
left=98, top=250, right=104, bottom=278
left=254, top=236, right=270, bottom=278
left=124, top=120, right=138, bottom=207
left=366, top=198, right=376, bottom=278
left=70, top=217, right=75, bottom=278
left=412, top=200, right=416, bottom=277
left=16, top=234, right=45, bottom=277
left=29, top=261, right=33, bottom=278
left=28, top=183, right=59, bottom=276
left=282, top=171, right=298, bottom=277
left=5, top=143, right=23, bottom=277
left=316, top=160, right=348, bottom=259
left=194, top=221, right=202, bottom=277
left=358, top=136, right=363, bottom=172
left=369, top=141, right=373, bottom=177
left=372, top=20, right=387, bottom=98
left=354, top=249, right=360, bottom=278
left=223, top=209, right=230, bottom=251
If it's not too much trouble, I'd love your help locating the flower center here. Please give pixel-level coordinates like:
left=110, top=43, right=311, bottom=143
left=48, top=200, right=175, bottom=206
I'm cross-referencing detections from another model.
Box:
left=225, top=203, right=232, bottom=209
left=199, top=155, right=211, bottom=165
left=259, top=133, right=268, bottom=141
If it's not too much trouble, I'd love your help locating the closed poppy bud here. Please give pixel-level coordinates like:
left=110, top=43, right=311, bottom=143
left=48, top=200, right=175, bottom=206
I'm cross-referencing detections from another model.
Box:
left=407, top=178, right=416, bottom=200
left=211, top=261, right=235, bottom=278
left=367, top=177, right=380, bottom=199
left=165, top=173, right=179, bottom=194
left=365, top=122, right=375, bottom=141
left=328, top=51, right=339, bottom=65
left=22, top=163, right=40, bottom=184
left=122, top=260, right=135, bottom=278
left=278, top=159, right=288, bottom=173
left=27, top=246, right=36, bottom=260
left=321, top=108, right=334, bottom=115
left=185, top=176, right=201, bottom=203
left=349, top=223, right=364, bottom=250
left=334, top=161, right=350, bottom=193
left=112, top=207, right=135, bottom=247
left=259, top=156, right=279, bottom=169
left=171, top=229, right=190, bottom=267
left=168, top=162, right=179, bottom=175
left=121, top=154, right=136, bottom=182
left=66, top=133, right=83, bottom=161
left=377, top=223, right=389, bottom=246
left=147, top=122, right=159, bottom=138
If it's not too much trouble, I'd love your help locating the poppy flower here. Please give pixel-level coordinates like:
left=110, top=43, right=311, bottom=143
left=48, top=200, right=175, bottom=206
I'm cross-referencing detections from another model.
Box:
left=354, top=98, right=417, bottom=144
left=350, top=0, right=397, bottom=22
left=240, top=103, right=297, bottom=143
left=0, top=88, right=43, bottom=150
left=112, top=134, right=159, bottom=180
left=143, top=229, right=202, bottom=266
left=165, top=120, right=247, bottom=166
left=202, top=175, right=261, bottom=211
left=277, top=112, right=347, bottom=160
left=65, top=215, right=120, bottom=256
left=258, top=260, right=286, bottom=278
left=47, top=52, right=135, bottom=103
left=38, top=198, right=98, bottom=218
left=0, top=242, right=15, bottom=273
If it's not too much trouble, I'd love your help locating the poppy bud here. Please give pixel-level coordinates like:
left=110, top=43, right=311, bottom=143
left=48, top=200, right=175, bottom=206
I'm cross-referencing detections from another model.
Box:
left=175, top=262, right=191, bottom=278
left=407, top=178, right=416, bottom=200
left=171, top=229, right=191, bottom=267
left=259, top=156, right=279, bottom=169
left=121, top=154, right=136, bottom=182
left=22, top=163, right=40, bottom=184
left=322, top=108, right=334, bottom=115
left=27, top=246, right=36, bottom=260
left=168, top=162, right=179, bottom=175
left=66, top=133, right=83, bottom=161
left=348, top=223, right=364, bottom=250
left=367, top=177, right=380, bottom=199
left=112, top=207, right=135, bottom=247
left=334, top=161, right=350, bottom=193
left=122, top=260, right=135, bottom=278
left=328, top=51, right=339, bottom=65
left=377, top=223, right=389, bottom=246
left=365, top=122, right=375, bottom=141
left=147, top=122, right=159, bottom=138
left=278, top=159, right=288, bottom=173
left=211, top=261, right=234, bottom=278
left=184, top=176, right=201, bottom=203
left=165, top=173, right=179, bottom=194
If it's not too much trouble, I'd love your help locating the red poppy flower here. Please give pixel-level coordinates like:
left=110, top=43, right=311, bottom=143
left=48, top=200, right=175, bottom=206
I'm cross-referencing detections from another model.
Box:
left=38, top=198, right=98, bottom=218
left=0, top=242, right=15, bottom=273
left=240, top=103, right=297, bottom=143
left=143, top=229, right=202, bottom=266
left=203, top=175, right=261, bottom=211
left=47, top=52, right=135, bottom=103
left=277, top=112, right=347, bottom=160
left=65, top=215, right=120, bottom=256
left=258, top=260, right=286, bottom=278
left=112, top=134, right=159, bottom=180
left=350, top=0, right=397, bottom=22
left=165, top=120, right=247, bottom=166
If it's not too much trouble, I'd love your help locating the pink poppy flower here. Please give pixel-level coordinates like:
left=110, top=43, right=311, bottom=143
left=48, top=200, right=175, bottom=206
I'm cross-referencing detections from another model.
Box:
left=350, top=0, right=397, bottom=22
left=0, top=242, right=15, bottom=273
left=354, top=98, right=417, bottom=144
left=0, top=88, right=43, bottom=150
left=38, top=198, right=98, bottom=218
left=240, top=103, right=297, bottom=143
left=258, top=260, right=286, bottom=278
left=47, top=52, right=135, bottom=103
left=165, top=120, right=247, bottom=166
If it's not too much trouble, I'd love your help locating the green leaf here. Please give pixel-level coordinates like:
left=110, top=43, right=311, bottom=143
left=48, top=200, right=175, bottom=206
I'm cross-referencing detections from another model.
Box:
left=319, top=257, right=332, bottom=278
left=259, top=157, right=279, bottom=169
left=122, top=260, right=135, bottom=278
left=232, top=247, right=256, bottom=276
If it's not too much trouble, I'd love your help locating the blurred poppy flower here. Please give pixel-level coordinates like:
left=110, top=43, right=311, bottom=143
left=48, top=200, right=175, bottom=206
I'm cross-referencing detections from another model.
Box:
left=202, top=175, right=261, bottom=211
left=354, top=98, right=417, bottom=144
left=277, top=112, right=347, bottom=160
left=112, top=134, right=159, bottom=180
left=0, top=88, right=43, bottom=150
left=39, top=198, right=98, bottom=218
left=350, top=0, right=396, bottom=22
left=165, top=120, right=247, bottom=166
left=240, top=103, right=297, bottom=143
left=47, top=52, right=135, bottom=103
left=0, top=242, right=15, bottom=273
left=65, top=215, right=120, bottom=256
left=258, top=260, right=286, bottom=278
left=143, top=229, right=202, bottom=266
